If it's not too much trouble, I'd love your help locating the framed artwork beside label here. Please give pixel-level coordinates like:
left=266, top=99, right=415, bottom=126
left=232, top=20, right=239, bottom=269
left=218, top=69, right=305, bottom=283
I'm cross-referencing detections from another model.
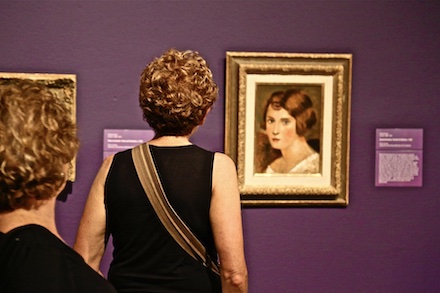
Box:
left=225, top=52, right=352, bottom=206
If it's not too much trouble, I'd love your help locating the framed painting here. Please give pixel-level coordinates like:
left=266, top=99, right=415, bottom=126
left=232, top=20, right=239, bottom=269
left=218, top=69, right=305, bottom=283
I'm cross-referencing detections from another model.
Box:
left=0, top=73, right=77, bottom=182
left=225, top=52, right=352, bottom=206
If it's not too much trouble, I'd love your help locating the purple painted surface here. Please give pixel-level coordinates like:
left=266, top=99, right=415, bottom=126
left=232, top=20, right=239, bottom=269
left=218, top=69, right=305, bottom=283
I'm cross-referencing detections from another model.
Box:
left=1, top=1, right=439, bottom=292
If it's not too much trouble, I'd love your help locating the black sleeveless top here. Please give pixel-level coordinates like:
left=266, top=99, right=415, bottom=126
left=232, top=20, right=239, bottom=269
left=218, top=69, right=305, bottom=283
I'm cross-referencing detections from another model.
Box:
left=105, top=144, right=221, bottom=293
left=0, top=225, right=116, bottom=293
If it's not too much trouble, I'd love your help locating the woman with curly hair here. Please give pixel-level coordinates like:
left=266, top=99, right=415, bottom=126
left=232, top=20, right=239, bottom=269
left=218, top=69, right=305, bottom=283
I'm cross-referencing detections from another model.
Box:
left=75, top=49, right=248, bottom=293
left=256, top=89, right=320, bottom=174
left=0, top=80, right=116, bottom=292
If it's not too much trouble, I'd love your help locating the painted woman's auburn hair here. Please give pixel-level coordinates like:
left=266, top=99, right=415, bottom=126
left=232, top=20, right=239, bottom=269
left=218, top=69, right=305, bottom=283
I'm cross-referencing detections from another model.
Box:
left=0, top=80, right=79, bottom=212
left=139, top=48, right=218, bottom=136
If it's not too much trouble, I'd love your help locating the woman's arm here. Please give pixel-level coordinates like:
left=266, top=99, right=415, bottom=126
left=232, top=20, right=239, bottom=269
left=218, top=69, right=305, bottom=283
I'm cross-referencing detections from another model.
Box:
left=211, top=153, right=248, bottom=293
left=74, top=155, right=114, bottom=274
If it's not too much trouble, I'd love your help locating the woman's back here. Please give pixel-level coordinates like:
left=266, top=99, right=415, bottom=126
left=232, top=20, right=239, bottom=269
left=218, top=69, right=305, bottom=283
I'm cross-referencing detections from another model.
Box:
left=105, top=144, right=221, bottom=293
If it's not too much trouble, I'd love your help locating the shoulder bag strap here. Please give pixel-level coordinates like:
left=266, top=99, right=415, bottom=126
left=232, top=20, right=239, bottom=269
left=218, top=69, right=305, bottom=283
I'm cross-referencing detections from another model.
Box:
left=132, top=143, right=220, bottom=276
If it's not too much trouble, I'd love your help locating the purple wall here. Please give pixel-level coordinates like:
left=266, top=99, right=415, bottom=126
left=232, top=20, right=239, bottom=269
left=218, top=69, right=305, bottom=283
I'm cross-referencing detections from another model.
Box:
left=1, top=1, right=439, bottom=292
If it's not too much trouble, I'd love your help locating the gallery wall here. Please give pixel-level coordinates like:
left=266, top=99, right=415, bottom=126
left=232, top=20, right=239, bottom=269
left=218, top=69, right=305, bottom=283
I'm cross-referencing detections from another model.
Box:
left=1, top=1, right=439, bottom=292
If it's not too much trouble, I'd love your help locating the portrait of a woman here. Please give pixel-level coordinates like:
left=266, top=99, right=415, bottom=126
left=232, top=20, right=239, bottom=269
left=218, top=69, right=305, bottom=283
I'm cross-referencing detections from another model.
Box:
left=255, top=88, right=320, bottom=174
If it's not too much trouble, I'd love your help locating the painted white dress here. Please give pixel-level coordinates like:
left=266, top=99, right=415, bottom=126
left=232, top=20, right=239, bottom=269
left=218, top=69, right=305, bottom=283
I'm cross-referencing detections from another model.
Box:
left=265, top=153, right=320, bottom=174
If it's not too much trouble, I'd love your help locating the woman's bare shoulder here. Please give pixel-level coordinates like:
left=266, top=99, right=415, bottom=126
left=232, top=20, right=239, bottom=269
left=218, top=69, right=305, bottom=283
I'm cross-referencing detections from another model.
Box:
left=212, top=153, right=238, bottom=188
left=213, top=152, right=236, bottom=169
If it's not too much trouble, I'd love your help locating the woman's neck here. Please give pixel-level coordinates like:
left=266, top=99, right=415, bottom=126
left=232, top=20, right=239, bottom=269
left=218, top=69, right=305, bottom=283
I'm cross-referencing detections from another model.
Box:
left=149, top=135, right=192, bottom=146
left=0, top=198, right=61, bottom=239
left=273, top=138, right=315, bottom=172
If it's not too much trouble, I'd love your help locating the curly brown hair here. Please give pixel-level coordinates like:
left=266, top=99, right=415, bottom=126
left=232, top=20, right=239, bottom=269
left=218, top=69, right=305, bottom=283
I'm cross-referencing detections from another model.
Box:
left=139, top=48, right=218, bottom=136
left=0, top=79, right=79, bottom=212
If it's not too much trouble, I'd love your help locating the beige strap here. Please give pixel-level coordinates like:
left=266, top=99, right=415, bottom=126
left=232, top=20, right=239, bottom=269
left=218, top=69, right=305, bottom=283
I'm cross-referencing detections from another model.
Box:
left=132, top=143, right=220, bottom=276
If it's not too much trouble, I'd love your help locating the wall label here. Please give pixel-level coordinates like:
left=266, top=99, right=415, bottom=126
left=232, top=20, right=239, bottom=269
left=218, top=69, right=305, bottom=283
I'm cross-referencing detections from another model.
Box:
left=103, top=129, right=154, bottom=159
left=375, top=128, right=423, bottom=187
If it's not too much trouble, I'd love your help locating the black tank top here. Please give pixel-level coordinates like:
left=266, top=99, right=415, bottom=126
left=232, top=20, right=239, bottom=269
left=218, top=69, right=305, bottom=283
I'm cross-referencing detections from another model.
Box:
left=105, top=144, right=221, bottom=293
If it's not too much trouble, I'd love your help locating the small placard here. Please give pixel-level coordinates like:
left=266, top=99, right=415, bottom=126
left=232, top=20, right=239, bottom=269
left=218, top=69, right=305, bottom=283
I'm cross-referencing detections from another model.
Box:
left=375, top=128, right=423, bottom=187
left=103, top=129, right=154, bottom=159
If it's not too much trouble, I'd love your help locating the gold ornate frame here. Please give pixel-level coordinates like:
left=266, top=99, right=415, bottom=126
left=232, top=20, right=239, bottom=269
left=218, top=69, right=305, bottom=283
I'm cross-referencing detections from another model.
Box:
left=225, top=52, right=352, bottom=206
left=0, top=73, right=77, bottom=182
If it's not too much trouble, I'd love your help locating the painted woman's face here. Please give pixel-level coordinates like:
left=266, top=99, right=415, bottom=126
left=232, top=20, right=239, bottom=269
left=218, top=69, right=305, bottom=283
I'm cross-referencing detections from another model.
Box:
left=265, top=105, right=299, bottom=150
